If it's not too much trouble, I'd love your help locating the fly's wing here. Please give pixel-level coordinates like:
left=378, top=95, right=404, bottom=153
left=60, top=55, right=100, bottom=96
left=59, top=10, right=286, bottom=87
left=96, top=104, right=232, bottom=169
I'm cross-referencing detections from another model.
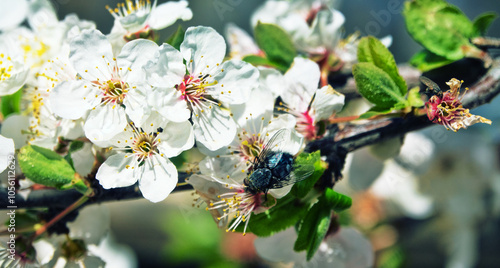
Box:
left=268, top=162, right=315, bottom=189
left=420, top=76, right=443, bottom=97
left=255, top=128, right=290, bottom=165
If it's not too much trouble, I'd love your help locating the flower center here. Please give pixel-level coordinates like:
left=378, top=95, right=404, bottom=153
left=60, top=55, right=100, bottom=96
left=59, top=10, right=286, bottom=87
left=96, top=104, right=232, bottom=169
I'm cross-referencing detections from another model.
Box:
left=240, top=136, right=264, bottom=161
left=106, top=0, right=152, bottom=19
left=100, top=79, right=128, bottom=105
left=131, top=131, right=159, bottom=162
left=297, top=111, right=317, bottom=140
left=177, top=75, right=219, bottom=103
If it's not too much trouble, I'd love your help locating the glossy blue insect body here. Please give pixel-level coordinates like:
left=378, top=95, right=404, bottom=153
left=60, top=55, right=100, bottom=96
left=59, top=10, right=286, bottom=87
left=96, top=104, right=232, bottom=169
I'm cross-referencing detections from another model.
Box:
left=244, top=129, right=314, bottom=195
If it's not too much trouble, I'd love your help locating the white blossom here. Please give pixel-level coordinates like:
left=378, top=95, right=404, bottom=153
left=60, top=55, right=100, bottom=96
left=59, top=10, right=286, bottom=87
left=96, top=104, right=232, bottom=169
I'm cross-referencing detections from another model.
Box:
left=107, top=0, right=192, bottom=53
left=96, top=112, right=194, bottom=202
left=146, top=26, right=259, bottom=151
left=50, top=29, right=157, bottom=146
left=279, top=57, right=344, bottom=140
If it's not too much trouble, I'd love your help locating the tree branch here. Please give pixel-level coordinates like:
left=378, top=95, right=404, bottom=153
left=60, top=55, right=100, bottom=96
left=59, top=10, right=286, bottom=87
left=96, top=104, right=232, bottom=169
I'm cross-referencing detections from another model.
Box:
left=4, top=59, right=500, bottom=209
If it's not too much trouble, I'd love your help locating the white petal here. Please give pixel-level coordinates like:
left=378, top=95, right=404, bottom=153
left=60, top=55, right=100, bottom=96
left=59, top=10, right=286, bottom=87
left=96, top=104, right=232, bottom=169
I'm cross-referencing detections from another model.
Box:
left=84, top=105, right=128, bottom=147
left=380, top=35, right=393, bottom=48
left=32, top=239, right=55, bottom=265
left=149, top=88, right=190, bottom=122
left=264, top=114, right=302, bottom=155
left=88, top=234, right=138, bottom=268
left=192, top=106, right=236, bottom=151
left=250, top=1, right=290, bottom=27
left=96, top=153, right=137, bottom=188
left=123, top=87, right=150, bottom=125
left=269, top=185, right=293, bottom=199
left=230, top=87, right=274, bottom=128
left=308, top=9, right=345, bottom=50
left=148, top=0, right=193, bottom=30
left=285, top=57, right=320, bottom=95
left=311, top=85, right=345, bottom=122
left=258, top=66, right=286, bottom=98
left=117, top=39, right=159, bottom=83
left=69, top=29, right=114, bottom=81
left=50, top=80, right=99, bottom=120
left=157, top=120, right=194, bottom=158
left=265, top=114, right=297, bottom=133
left=138, top=156, right=178, bottom=203
left=254, top=228, right=305, bottom=263
left=107, top=21, right=128, bottom=55
left=67, top=204, right=110, bottom=245
left=71, top=142, right=95, bottom=177
left=1, top=114, right=30, bottom=149
left=181, top=26, right=226, bottom=75
left=225, top=23, right=260, bottom=59
left=322, top=227, right=374, bottom=268
left=212, top=60, right=258, bottom=104
left=282, top=57, right=320, bottom=112
left=119, top=13, right=149, bottom=33
left=0, top=61, right=29, bottom=96
left=199, top=156, right=247, bottom=183
left=0, top=135, right=15, bottom=173
left=0, top=0, right=28, bottom=30
left=27, top=0, right=58, bottom=30
left=371, top=160, right=434, bottom=219
left=146, top=43, right=185, bottom=88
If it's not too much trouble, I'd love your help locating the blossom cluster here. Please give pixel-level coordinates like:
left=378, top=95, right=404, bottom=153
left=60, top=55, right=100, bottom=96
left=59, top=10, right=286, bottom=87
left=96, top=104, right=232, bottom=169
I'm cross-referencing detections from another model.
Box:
left=0, top=0, right=349, bottom=205
left=1, top=0, right=495, bottom=266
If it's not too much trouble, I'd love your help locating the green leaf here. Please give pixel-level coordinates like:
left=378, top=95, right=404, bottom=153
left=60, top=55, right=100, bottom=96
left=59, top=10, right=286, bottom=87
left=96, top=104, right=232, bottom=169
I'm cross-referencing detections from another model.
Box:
left=410, top=49, right=455, bottom=71
left=403, top=0, right=479, bottom=60
left=166, top=25, right=185, bottom=50
left=322, top=188, right=352, bottom=212
left=294, top=195, right=332, bottom=260
left=472, top=12, right=498, bottom=36
left=291, top=151, right=326, bottom=198
left=248, top=195, right=308, bottom=237
left=407, top=87, right=424, bottom=108
left=69, top=140, right=85, bottom=153
left=242, top=55, right=287, bottom=71
left=18, top=145, right=80, bottom=190
left=1, top=89, right=22, bottom=117
left=254, top=22, right=296, bottom=70
left=353, top=63, right=406, bottom=109
left=358, top=36, right=407, bottom=96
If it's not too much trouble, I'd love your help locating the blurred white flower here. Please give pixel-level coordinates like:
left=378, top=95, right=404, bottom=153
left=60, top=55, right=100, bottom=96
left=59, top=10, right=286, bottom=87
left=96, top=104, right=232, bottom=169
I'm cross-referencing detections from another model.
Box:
left=96, top=112, right=193, bottom=202
left=254, top=227, right=374, bottom=268
left=225, top=23, right=261, bottom=60
left=0, top=135, right=14, bottom=173
left=146, top=26, right=259, bottom=151
left=0, top=0, right=29, bottom=31
left=252, top=0, right=344, bottom=54
left=107, top=0, right=192, bottom=53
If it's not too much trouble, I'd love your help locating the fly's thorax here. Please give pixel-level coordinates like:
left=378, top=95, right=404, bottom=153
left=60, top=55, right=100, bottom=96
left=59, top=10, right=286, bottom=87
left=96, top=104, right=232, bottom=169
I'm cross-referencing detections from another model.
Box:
left=245, top=168, right=272, bottom=194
